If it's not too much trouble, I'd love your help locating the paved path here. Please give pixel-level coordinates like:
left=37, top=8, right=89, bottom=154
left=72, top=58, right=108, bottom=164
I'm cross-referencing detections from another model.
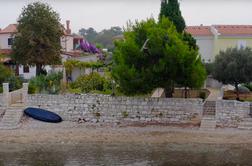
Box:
left=206, top=88, right=221, bottom=101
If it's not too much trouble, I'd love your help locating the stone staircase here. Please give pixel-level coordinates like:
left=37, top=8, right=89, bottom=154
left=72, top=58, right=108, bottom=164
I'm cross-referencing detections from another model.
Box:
left=203, top=101, right=216, bottom=116
left=200, top=101, right=216, bottom=130
left=0, top=104, right=24, bottom=129
left=238, top=118, right=252, bottom=130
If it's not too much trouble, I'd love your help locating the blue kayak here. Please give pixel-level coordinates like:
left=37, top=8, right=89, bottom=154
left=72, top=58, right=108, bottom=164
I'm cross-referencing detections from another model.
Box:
left=24, top=107, right=62, bottom=123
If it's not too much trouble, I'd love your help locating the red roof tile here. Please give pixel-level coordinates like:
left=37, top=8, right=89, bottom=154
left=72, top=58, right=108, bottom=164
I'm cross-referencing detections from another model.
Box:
left=0, top=24, right=17, bottom=34
left=185, top=26, right=212, bottom=36
left=213, top=25, right=252, bottom=36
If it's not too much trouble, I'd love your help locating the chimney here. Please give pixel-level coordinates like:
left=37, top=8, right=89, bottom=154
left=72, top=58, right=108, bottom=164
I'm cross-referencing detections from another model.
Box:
left=66, top=20, right=71, bottom=35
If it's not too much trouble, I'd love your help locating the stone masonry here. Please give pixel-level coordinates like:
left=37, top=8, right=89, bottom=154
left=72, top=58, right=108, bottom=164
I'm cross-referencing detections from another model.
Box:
left=0, top=94, right=4, bottom=117
left=216, top=100, right=250, bottom=128
left=27, top=94, right=203, bottom=124
left=0, top=94, right=3, bottom=108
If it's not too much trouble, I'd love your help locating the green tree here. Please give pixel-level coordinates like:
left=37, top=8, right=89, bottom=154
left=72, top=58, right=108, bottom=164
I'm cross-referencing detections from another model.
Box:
left=159, top=0, right=185, bottom=33
left=79, top=26, right=123, bottom=51
left=213, top=47, right=252, bottom=100
left=12, top=2, right=63, bottom=75
left=79, top=27, right=98, bottom=43
left=112, top=18, right=206, bottom=97
left=159, top=0, right=198, bottom=51
left=176, top=55, right=206, bottom=98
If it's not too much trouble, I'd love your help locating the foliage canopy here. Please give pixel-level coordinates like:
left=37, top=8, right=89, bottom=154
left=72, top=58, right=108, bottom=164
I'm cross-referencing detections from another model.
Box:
left=159, top=0, right=185, bottom=33
left=12, top=2, right=63, bottom=75
left=213, top=47, right=252, bottom=100
left=159, top=0, right=198, bottom=51
left=112, top=18, right=206, bottom=96
left=79, top=26, right=123, bottom=51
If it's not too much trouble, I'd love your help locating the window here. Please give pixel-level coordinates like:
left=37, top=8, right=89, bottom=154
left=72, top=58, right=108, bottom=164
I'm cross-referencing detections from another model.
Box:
left=8, top=38, right=13, bottom=46
left=23, top=65, right=29, bottom=73
left=237, top=40, right=247, bottom=49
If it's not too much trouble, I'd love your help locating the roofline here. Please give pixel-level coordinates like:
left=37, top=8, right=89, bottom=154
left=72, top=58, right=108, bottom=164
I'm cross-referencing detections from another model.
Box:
left=218, top=35, right=252, bottom=38
left=0, top=32, right=16, bottom=34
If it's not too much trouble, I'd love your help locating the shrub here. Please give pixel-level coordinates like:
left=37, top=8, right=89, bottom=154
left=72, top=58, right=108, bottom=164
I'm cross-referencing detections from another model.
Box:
left=243, top=83, right=252, bottom=91
left=67, top=88, right=82, bottom=94
left=28, top=83, right=36, bottom=94
left=0, top=64, right=23, bottom=92
left=199, top=91, right=207, bottom=100
left=5, top=75, right=22, bottom=91
left=122, top=111, right=129, bottom=118
left=71, top=72, right=108, bottom=93
left=0, top=64, right=12, bottom=84
left=29, top=72, right=63, bottom=94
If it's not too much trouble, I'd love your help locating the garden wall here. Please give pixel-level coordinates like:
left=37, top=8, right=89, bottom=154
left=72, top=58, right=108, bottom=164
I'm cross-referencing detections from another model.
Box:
left=27, top=94, right=203, bottom=124
left=0, top=93, right=4, bottom=108
left=216, top=100, right=250, bottom=128
left=0, top=93, right=5, bottom=116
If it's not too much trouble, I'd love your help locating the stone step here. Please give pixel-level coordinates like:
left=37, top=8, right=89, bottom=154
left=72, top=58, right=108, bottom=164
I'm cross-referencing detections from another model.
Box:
left=238, top=126, right=252, bottom=130
left=204, top=107, right=215, bottom=109
left=238, top=122, right=252, bottom=127
left=0, top=108, right=24, bottom=130
left=200, top=116, right=216, bottom=130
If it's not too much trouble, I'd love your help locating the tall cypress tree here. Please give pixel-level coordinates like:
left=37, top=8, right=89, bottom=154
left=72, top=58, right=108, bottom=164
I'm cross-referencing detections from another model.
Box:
left=159, top=0, right=198, bottom=50
left=159, top=0, right=185, bottom=33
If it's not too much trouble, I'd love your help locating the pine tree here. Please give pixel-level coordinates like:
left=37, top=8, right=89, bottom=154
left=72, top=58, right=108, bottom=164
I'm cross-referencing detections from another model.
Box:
left=159, top=0, right=185, bottom=33
left=112, top=18, right=206, bottom=96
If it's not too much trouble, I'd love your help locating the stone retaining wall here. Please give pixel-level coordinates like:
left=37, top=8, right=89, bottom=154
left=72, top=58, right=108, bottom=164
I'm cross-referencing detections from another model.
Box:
left=216, top=100, right=250, bottom=128
left=0, top=94, right=5, bottom=117
left=0, top=93, right=3, bottom=108
left=27, top=94, right=203, bottom=124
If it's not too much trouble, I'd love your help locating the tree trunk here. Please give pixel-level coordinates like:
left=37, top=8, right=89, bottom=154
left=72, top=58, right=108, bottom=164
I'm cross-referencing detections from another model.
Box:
left=164, top=82, right=173, bottom=98
left=36, top=64, right=42, bottom=76
left=235, top=83, right=240, bottom=101
left=15, top=64, right=19, bottom=76
left=184, top=87, right=188, bottom=98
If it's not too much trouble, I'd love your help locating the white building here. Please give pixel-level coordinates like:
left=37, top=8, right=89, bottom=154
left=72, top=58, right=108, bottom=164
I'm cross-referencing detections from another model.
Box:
left=0, top=20, right=94, bottom=79
left=186, top=25, right=252, bottom=63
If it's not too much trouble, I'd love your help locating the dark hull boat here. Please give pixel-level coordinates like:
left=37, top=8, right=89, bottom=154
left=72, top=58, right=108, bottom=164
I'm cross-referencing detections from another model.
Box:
left=24, top=107, right=62, bottom=123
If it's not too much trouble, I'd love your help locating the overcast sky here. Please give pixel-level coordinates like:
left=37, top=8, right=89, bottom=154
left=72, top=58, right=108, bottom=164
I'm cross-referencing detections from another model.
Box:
left=0, top=0, right=252, bottom=32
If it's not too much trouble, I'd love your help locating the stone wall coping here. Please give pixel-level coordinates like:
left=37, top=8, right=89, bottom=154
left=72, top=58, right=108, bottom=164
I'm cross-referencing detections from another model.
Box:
left=28, top=93, right=204, bottom=102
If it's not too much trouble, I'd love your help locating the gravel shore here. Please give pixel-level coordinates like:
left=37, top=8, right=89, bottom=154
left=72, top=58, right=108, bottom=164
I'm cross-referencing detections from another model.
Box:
left=0, top=118, right=252, bottom=145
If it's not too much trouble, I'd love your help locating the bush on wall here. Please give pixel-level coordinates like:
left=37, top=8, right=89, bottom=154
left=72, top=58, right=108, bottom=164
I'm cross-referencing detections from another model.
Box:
left=70, top=72, right=112, bottom=93
left=28, top=72, right=63, bottom=94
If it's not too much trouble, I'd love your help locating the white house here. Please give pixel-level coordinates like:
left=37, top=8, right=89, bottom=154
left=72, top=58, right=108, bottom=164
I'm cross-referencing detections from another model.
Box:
left=0, top=20, right=95, bottom=79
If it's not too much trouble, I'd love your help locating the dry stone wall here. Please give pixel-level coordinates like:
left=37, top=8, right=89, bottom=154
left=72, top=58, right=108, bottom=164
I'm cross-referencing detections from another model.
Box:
left=27, top=94, right=203, bottom=124
left=216, top=100, right=250, bottom=128
left=0, top=94, right=5, bottom=116
left=0, top=94, right=3, bottom=106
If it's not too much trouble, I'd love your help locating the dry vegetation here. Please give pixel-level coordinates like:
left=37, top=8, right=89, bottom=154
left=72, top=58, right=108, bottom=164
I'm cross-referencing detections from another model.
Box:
left=224, top=90, right=252, bottom=101
left=173, top=89, right=210, bottom=99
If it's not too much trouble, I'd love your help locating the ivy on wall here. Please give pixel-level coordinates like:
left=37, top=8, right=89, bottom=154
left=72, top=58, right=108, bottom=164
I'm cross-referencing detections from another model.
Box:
left=64, top=59, right=104, bottom=75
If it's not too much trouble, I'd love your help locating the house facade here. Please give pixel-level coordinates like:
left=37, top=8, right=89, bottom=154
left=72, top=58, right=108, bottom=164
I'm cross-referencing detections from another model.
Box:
left=0, top=20, right=92, bottom=79
left=186, top=25, right=252, bottom=63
